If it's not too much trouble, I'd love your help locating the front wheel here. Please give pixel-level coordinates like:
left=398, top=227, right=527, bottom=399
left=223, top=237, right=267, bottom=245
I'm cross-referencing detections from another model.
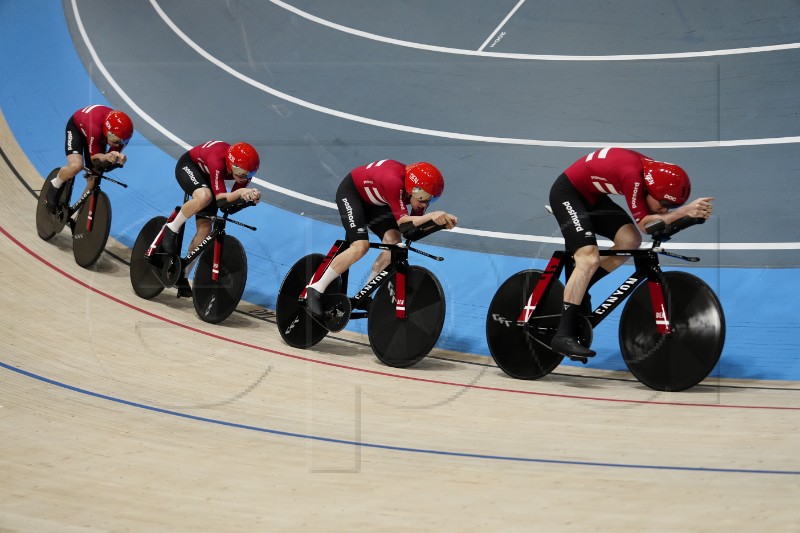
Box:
left=486, top=269, right=566, bottom=379
left=275, top=254, right=343, bottom=348
left=72, top=190, right=112, bottom=268
left=367, top=266, right=445, bottom=368
left=619, top=271, right=726, bottom=392
left=130, top=216, right=167, bottom=300
left=193, top=235, right=247, bottom=324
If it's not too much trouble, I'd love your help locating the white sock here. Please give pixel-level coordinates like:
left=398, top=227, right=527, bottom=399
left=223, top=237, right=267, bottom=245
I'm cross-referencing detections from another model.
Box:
left=308, top=266, right=341, bottom=293
left=167, top=211, right=188, bottom=233
left=51, top=177, right=64, bottom=189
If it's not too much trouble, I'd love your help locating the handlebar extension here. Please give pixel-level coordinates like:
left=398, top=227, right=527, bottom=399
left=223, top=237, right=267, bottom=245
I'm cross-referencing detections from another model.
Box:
left=400, top=219, right=445, bottom=243
left=86, top=162, right=124, bottom=175
left=217, top=197, right=257, bottom=215
left=645, top=216, right=705, bottom=242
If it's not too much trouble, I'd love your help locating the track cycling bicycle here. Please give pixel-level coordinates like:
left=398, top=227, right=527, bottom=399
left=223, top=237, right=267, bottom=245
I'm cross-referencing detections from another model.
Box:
left=486, top=216, right=725, bottom=392
left=35, top=163, right=126, bottom=267
left=129, top=196, right=257, bottom=324
left=276, top=220, right=446, bottom=368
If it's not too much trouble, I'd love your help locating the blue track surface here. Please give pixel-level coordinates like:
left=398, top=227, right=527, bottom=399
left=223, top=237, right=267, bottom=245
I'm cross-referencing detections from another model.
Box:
left=1, top=1, right=798, bottom=379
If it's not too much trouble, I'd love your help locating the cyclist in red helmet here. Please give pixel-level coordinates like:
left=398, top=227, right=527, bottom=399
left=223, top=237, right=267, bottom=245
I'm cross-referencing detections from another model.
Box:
left=160, top=141, right=262, bottom=297
left=548, top=147, right=714, bottom=358
left=45, top=105, right=134, bottom=212
left=304, top=159, right=458, bottom=318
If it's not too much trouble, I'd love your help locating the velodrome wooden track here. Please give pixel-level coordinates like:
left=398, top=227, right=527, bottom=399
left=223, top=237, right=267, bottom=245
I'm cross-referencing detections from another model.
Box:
left=1, top=114, right=799, bottom=531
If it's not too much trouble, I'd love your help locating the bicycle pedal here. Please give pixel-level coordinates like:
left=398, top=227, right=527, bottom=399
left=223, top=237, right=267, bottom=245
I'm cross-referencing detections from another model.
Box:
left=566, top=355, right=589, bottom=365
left=176, top=287, right=193, bottom=299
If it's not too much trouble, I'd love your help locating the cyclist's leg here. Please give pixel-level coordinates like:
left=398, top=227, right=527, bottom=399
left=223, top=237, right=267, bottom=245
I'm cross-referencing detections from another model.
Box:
left=549, top=174, right=598, bottom=357
left=174, top=215, right=212, bottom=299
left=174, top=202, right=213, bottom=299
left=591, top=197, right=640, bottom=273
left=575, top=197, right=641, bottom=308
left=366, top=209, right=401, bottom=282
left=48, top=118, right=85, bottom=209
left=163, top=154, right=212, bottom=254
left=306, top=175, right=369, bottom=316
left=563, top=245, right=600, bottom=306
left=324, top=175, right=372, bottom=278
left=185, top=216, right=213, bottom=263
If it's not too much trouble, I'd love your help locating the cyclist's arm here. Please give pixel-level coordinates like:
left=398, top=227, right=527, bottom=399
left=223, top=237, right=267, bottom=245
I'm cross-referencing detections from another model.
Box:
left=397, top=211, right=457, bottom=229
left=216, top=187, right=261, bottom=204
left=637, top=197, right=715, bottom=232
left=91, top=151, right=125, bottom=167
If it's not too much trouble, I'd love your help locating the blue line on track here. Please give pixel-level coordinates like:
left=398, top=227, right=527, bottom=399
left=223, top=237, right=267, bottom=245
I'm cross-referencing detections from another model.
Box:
left=2, top=361, right=798, bottom=476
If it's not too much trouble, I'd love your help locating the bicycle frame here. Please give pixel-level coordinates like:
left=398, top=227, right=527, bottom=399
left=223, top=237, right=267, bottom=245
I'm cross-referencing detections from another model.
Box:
left=183, top=218, right=226, bottom=283
left=66, top=169, right=127, bottom=232
left=300, top=240, right=411, bottom=319
left=145, top=206, right=255, bottom=284
left=67, top=182, right=95, bottom=229
left=518, top=247, right=672, bottom=334
left=144, top=208, right=224, bottom=282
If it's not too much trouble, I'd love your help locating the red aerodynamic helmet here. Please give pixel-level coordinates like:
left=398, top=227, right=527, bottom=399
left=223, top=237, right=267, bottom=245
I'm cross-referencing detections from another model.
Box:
left=103, top=111, right=133, bottom=147
left=641, top=158, right=691, bottom=207
left=226, top=142, right=260, bottom=179
left=405, top=162, right=444, bottom=202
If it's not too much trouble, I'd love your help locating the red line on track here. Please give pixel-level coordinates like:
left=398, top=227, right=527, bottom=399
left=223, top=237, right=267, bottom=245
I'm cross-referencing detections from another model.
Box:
left=3, top=224, right=797, bottom=410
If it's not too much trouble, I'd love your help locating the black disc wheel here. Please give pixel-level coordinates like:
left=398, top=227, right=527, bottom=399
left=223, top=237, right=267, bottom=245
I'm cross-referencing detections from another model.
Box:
left=36, top=168, right=71, bottom=241
left=276, top=254, right=343, bottom=348
left=367, top=266, right=445, bottom=368
left=193, top=235, right=247, bottom=324
left=72, top=190, right=112, bottom=267
left=130, top=216, right=168, bottom=300
left=619, top=271, right=726, bottom=392
left=486, top=270, right=567, bottom=380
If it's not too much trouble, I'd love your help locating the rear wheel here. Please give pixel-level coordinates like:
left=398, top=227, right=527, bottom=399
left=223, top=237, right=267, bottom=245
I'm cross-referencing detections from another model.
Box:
left=72, top=190, right=112, bottom=267
left=619, top=271, right=725, bottom=392
left=193, top=235, right=247, bottom=324
left=276, top=254, right=343, bottom=348
left=36, top=169, right=72, bottom=241
left=368, top=266, right=445, bottom=368
left=486, top=270, right=567, bottom=379
left=130, top=216, right=167, bottom=299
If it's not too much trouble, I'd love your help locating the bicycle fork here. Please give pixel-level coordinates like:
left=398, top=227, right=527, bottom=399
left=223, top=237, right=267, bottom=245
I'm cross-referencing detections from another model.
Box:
left=209, top=233, right=224, bottom=283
